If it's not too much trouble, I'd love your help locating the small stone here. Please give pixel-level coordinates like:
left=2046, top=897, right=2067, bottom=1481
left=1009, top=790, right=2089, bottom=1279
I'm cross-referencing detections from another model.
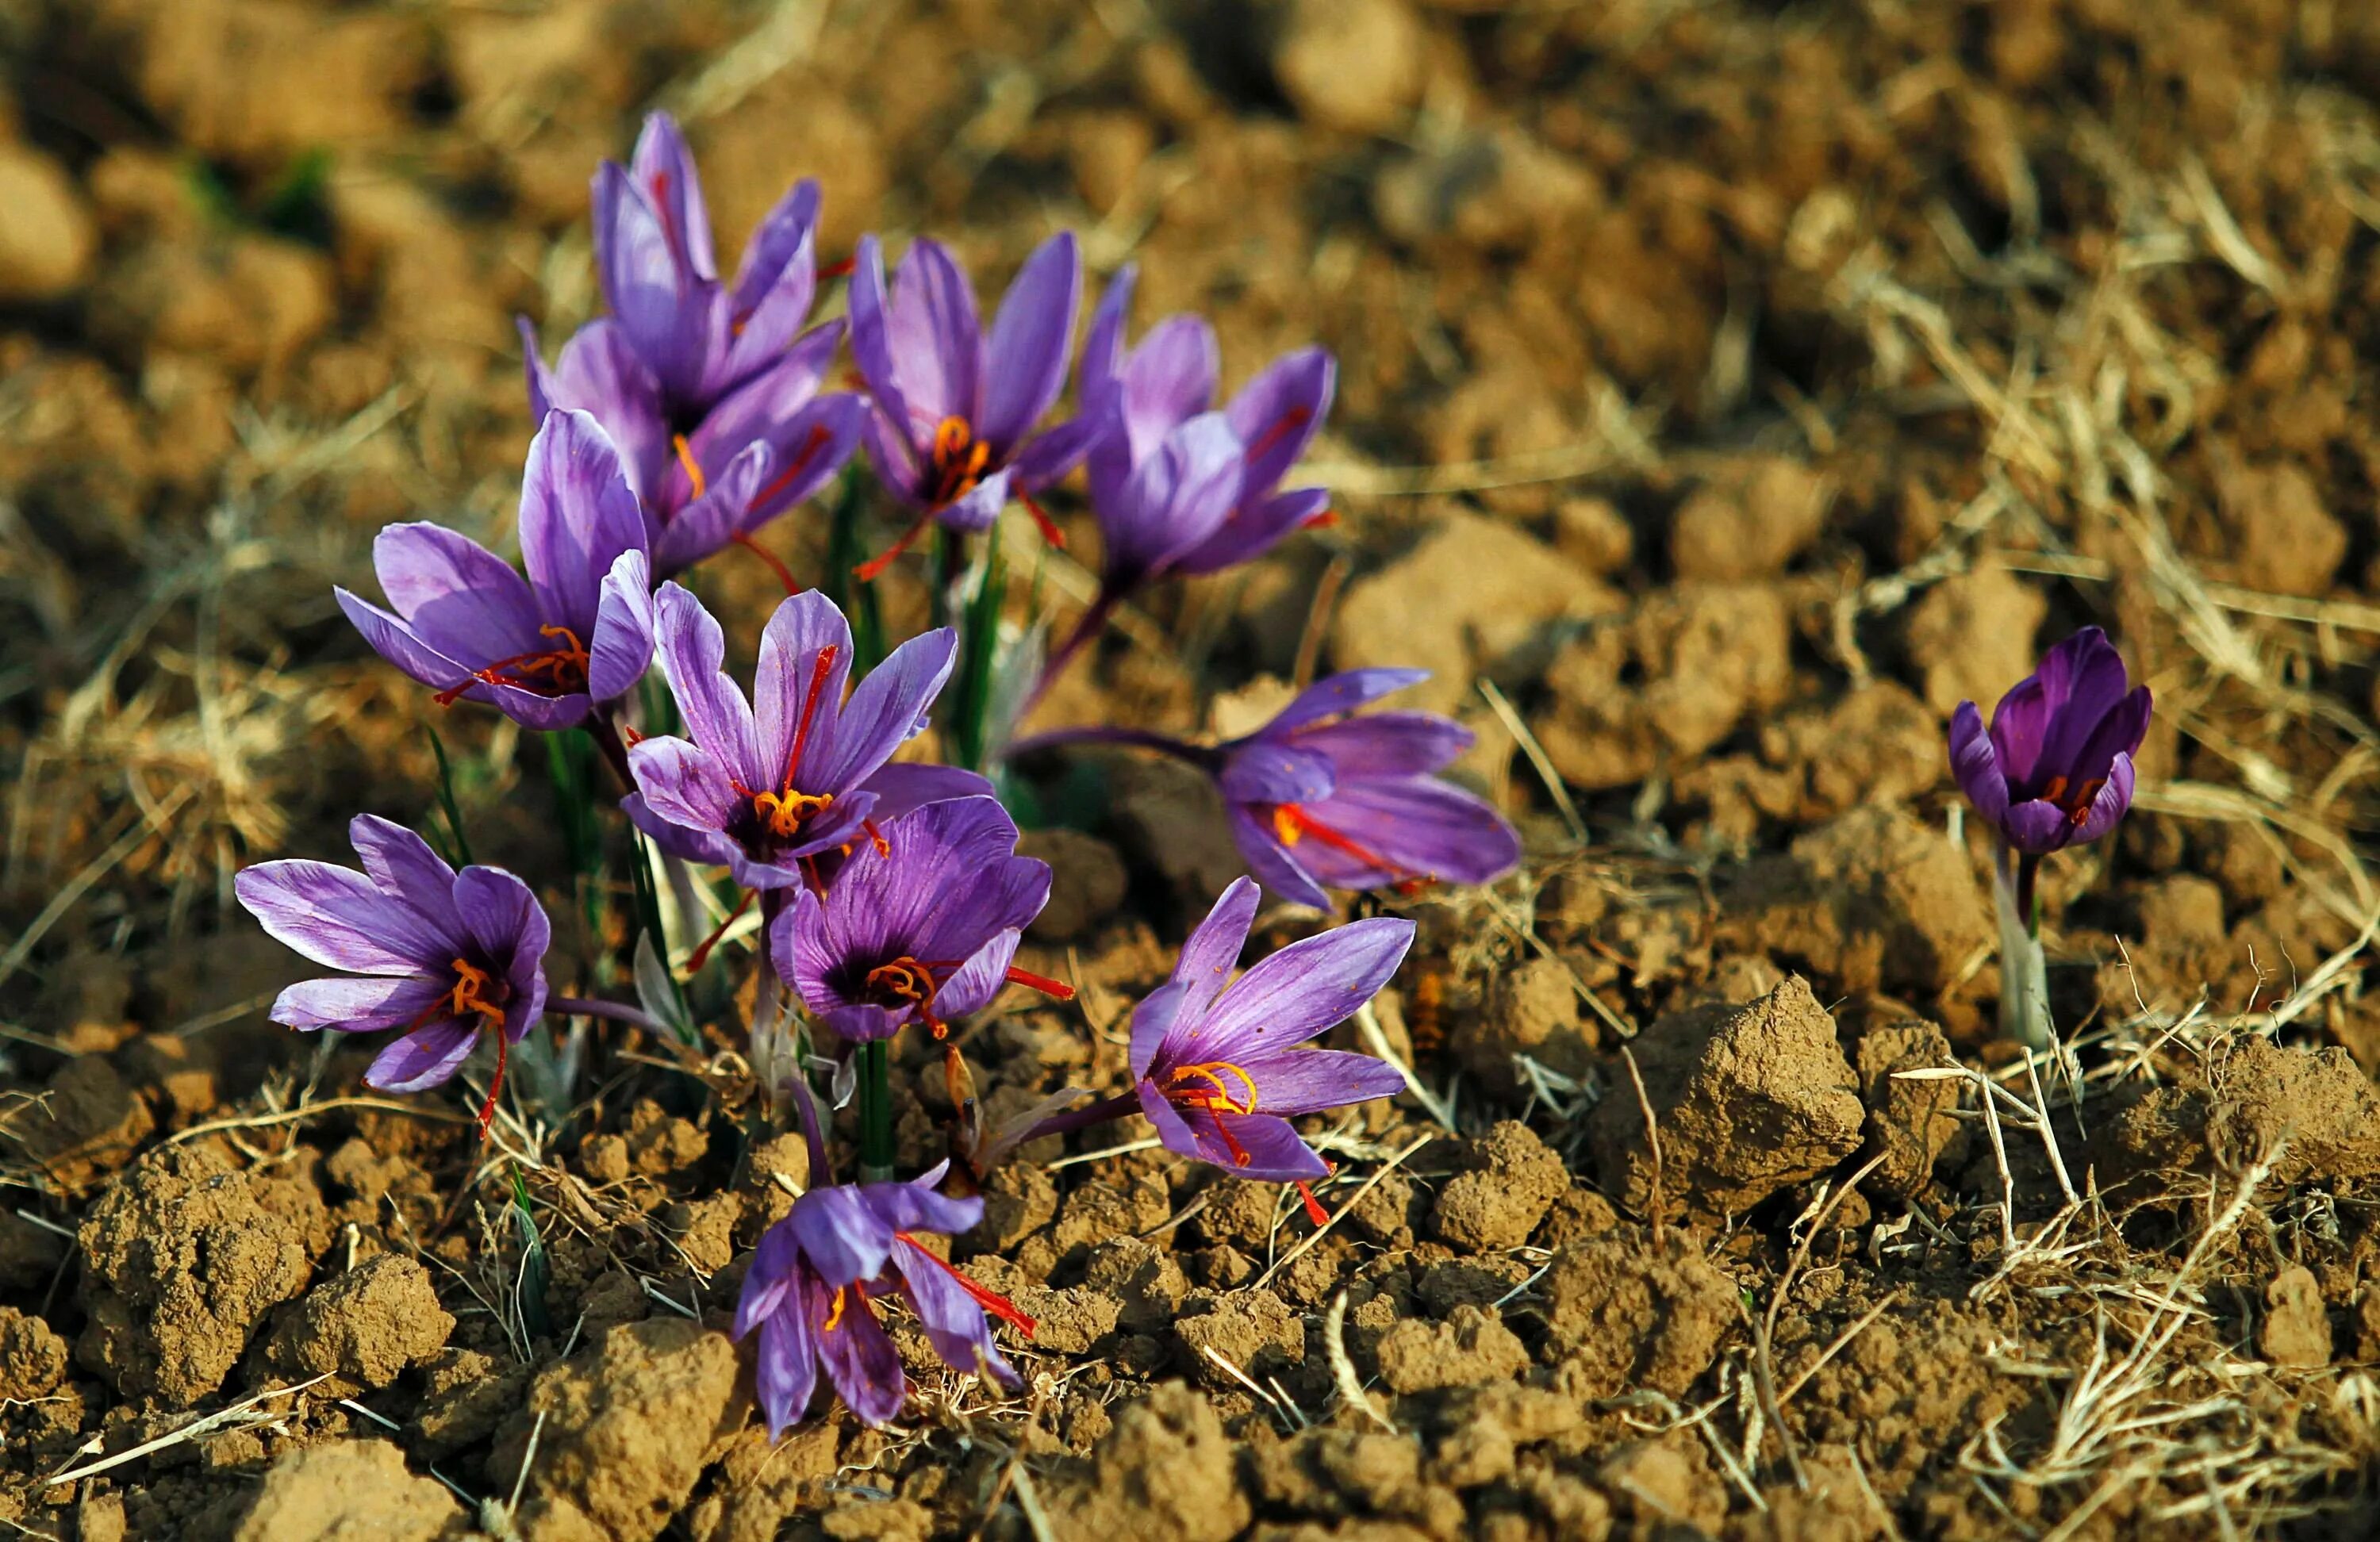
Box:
left=1273, top=0, right=1424, bottom=135
left=1374, top=1305, right=1530, bottom=1394
left=0, top=1306, right=69, bottom=1401
left=261, top=1253, right=453, bottom=1395
left=1541, top=1229, right=1736, bottom=1396
left=1855, top=1014, right=1965, bottom=1203
left=230, top=1440, right=461, bottom=1542
left=1174, top=1288, right=1304, bottom=1389
left=1431, top=1121, right=1568, bottom=1250
left=2260, top=1265, right=2332, bottom=1368
left=0, top=144, right=98, bottom=301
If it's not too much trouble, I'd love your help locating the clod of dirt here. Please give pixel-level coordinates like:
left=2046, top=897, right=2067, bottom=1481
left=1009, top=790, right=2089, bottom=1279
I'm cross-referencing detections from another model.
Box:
left=1587, top=976, right=1864, bottom=1220
left=624, top=1099, right=709, bottom=1177
left=1173, top=1287, right=1304, bottom=1389
left=0, top=1307, right=68, bottom=1401
left=1333, top=512, right=1612, bottom=715
left=1041, top=1382, right=1251, bottom=1542
left=1080, top=1237, right=1193, bottom=1333
left=1375, top=1305, right=1530, bottom=1394
left=0, top=1209, right=67, bottom=1291
left=1669, top=458, right=1833, bottom=581
left=412, top=1347, right=530, bottom=1460
left=2261, top=1265, right=2332, bottom=1368
left=1452, top=957, right=1593, bottom=1096
left=76, top=1144, right=313, bottom=1406
left=2091, top=1036, right=2380, bottom=1193
left=1249, top=1426, right=1464, bottom=1534
left=1553, top=495, right=1633, bottom=575
left=229, top=1439, right=463, bottom=1542
left=1719, top=805, right=1989, bottom=1001
left=258, top=1252, right=453, bottom=1396
left=1273, top=0, right=1423, bottom=135
left=1854, top=1012, right=1966, bottom=1203
left=1598, top=1437, right=1729, bottom=1535
left=819, top=1498, right=932, bottom=1540
left=1539, top=1227, right=1735, bottom=1396
left=1107, top=753, right=1247, bottom=912
left=692, top=1421, right=841, bottom=1542
left=1019, top=828, right=1130, bottom=942
left=1902, top=557, right=2048, bottom=719
left=2217, top=460, right=2347, bottom=596
left=5, top=1054, right=155, bottom=1191
left=490, top=1318, right=748, bottom=1542
left=1533, top=582, right=1792, bottom=790
left=0, top=144, right=98, bottom=301
left=1430, top=1120, right=1569, bottom=1250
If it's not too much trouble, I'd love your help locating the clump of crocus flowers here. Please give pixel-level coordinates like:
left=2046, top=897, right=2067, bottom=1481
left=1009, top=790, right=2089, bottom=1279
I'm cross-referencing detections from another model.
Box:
left=236, top=114, right=1526, bottom=1433
left=1948, top=625, right=2152, bottom=1048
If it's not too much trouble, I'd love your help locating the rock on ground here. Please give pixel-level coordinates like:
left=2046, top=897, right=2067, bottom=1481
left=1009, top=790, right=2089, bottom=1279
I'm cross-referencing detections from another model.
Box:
left=1451, top=956, right=1593, bottom=1096
left=1668, top=457, right=1832, bottom=582
left=1853, top=1011, right=1967, bottom=1203
left=2092, top=1035, right=2380, bottom=1194
left=259, top=1252, right=454, bottom=1395
left=1540, top=1229, right=1737, bottom=1396
left=0, top=144, right=98, bottom=301
left=2261, top=1265, right=2332, bottom=1368
left=1375, top=1305, right=1530, bottom=1394
left=1587, top=976, right=1864, bottom=1221
left=1042, top=1382, right=1252, bottom=1542
left=229, top=1440, right=463, bottom=1542
left=1430, top=1120, right=1569, bottom=1250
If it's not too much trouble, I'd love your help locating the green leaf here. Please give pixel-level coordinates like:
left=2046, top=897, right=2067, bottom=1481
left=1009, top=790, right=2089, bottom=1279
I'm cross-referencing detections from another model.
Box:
left=511, top=1170, right=554, bottom=1342
left=422, top=723, right=474, bottom=868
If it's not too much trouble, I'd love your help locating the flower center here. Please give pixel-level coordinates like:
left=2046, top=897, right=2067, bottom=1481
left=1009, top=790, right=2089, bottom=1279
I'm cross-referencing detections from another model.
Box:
left=434, top=626, right=590, bottom=706
left=930, top=416, right=992, bottom=505
left=404, top=958, right=513, bottom=1134
left=2035, top=773, right=2107, bottom=828
left=729, top=644, right=841, bottom=846
left=853, top=956, right=1077, bottom=1039
left=1269, top=803, right=1433, bottom=896
left=1163, top=1061, right=1261, bottom=1167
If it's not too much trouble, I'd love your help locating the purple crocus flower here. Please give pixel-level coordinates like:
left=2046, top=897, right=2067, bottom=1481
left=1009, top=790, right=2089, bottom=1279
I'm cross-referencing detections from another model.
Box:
left=770, top=796, right=1068, bottom=1044
left=236, top=815, right=549, bottom=1124
left=1077, top=264, right=1337, bottom=589
left=845, top=231, right=1096, bottom=576
left=625, top=585, right=982, bottom=891
left=737, top=1160, right=1031, bottom=1433
left=521, top=112, right=863, bottom=575
left=1949, top=626, right=2152, bottom=856
left=1130, top=877, right=1410, bottom=1187
left=336, top=410, right=656, bottom=732
left=1217, top=669, right=1521, bottom=910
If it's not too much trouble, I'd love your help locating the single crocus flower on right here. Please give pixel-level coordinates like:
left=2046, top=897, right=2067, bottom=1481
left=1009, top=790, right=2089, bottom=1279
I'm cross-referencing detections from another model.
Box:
left=1947, top=624, right=2152, bottom=1046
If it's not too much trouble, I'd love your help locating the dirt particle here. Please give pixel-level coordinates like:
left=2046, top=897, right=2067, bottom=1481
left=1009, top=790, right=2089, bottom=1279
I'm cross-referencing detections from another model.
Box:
left=2092, top=1036, right=2380, bottom=1193
left=0, top=1307, right=68, bottom=1401
left=1669, top=458, right=1832, bottom=581
left=2217, top=459, right=2346, bottom=596
left=1587, top=976, right=1863, bottom=1220
left=1553, top=495, right=1633, bottom=576
left=492, top=1318, right=747, bottom=1542
left=6, top=1054, right=156, bottom=1192
left=624, top=1099, right=709, bottom=1178
left=1541, top=1229, right=1736, bottom=1397
left=77, top=1144, right=313, bottom=1406
left=1375, top=1305, right=1530, bottom=1394
left=1273, top=0, right=1424, bottom=136
left=259, top=1252, right=452, bottom=1396
left=1042, top=1382, right=1252, bottom=1542
left=1596, top=1437, right=1727, bottom=1534
left=1174, top=1287, right=1305, bottom=1389
left=412, top=1347, right=528, bottom=1460
left=0, top=144, right=98, bottom=301
left=1081, top=1237, right=1193, bottom=1334
left=1431, top=1121, right=1568, bottom=1250
left=1902, top=557, right=2048, bottom=719
left=1019, top=829, right=1130, bottom=942
left=1853, top=1013, right=1965, bottom=1203
left=820, top=1498, right=931, bottom=1541
left=2261, top=1265, right=2332, bottom=1368
left=228, top=1439, right=462, bottom=1542
left=1453, top=957, right=1592, bottom=1096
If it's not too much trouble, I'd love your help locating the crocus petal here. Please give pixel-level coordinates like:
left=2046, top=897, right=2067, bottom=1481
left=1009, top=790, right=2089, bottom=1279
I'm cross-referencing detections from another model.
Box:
left=652, top=441, right=774, bottom=577
left=1226, top=347, right=1333, bottom=498
left=771, top=888, right=846, bottom=1011
left=365, top=1018, right=480, bottom=1093
left=451, top=866, right=547, bottom=986
left=669, top=322, right=846, bottom=512
left=2000, top=800, right=2079, bottom=856
left=1948, top=700, right=2009, bottom=829
left=736, top=1222, right=803, bottom=1337
left=935, top=467, right=1012, bottom=533
left=1198, top=915, right=1414, bottom=1054
left=861, top=401, right=928, bottom=504
left=1287, top=712, right=1472, bottom=778
left=813, top=1280, right=908, bottom=1429
left=2068, top=752, right=2137, bottom=846
left=621, top=792, right=749, bottom=872
left=820, top=1003, right=908, bottom=1044
left=731, top=178, right=820, bottom=313
left=1223, top=804, right=1334, bottom=911
left=1101, top=412, right=1244, bottom=585
left=588, top=550, right=657, bottom=702
left=2059, top=684, right=2154, bottom=790
left=977, top=231, right=1081, bottom=451
left=754, top=590, right=858, bottom=788
left=593, top=160, right=712, bottom=405
left=1119, top=313, right=1220, bottom=462
left=887, top=236, right=982, bottom=432
left=858, top=763, right=994, bottom=823
left=370, top=522, right=542, bottom=663
left=629, top=111, right=717, bottom=280
left=625, top=735, right=743, bottom=839
left=1168, top=876, right=1261, bottom=1023
left=1169, top=485, right=1330, bottom=577
left=864, top=1172, right=985, bottom=1238
left=1258, top=668, right=1430, bottom=735
left=927, top=928, right=1022, bottom=1020
left=846, top=236, right=914, bottom=456
left=1008, top=411, right=1111, bottom=492
left=2031, top=625, right=2120, bottom=715
left=809, top=628, right=958, bottom=792
left=789, top=1184, right=900, bottom=1286
left=550, top=318, right=673, bottom=509
left=2033, top=632, right=2138, bottom=782
left=652, top=582, right=766, bottom=790
left=893, top=1239, right=1020, bottom=1387
left=1130, top=980, right=1191, bottom=1084
left=236, top=860, right=451, bottom=976
left=1169, top=1099, right=1329, bottom=1183
left=1218, top=741, right=1337, bottom=805
left=718, top=184, right=820, bottom=389
left=754, top=1298, right=820, bottom=1438
left=1988, top=676, right=2052, bottom=793
left=1290, top=780, right=1521, bottom=890
left=519, top=409, right=647, bottom=640
left=1237, top=1048, right=1409, bottom=1117
left=737, top=392, right=866, bottom=531
left=347, top=815, right=461, bottom=936
left=271, top=973, right=448, bottom=1033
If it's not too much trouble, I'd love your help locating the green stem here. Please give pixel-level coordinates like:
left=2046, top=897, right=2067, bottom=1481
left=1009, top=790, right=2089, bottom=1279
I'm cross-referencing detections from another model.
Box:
left=857, top=1038, right=896, bottom=1182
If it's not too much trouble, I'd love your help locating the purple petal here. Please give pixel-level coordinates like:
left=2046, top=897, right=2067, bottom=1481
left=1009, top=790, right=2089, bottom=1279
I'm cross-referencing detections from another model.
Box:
left=271, top=974, right=447, bottom=1033
left=1949, top=700, right=2009, bottom=828
left=1130, top=980, right=1191, bottom=1084
left=1240, top=1048, right=1408, bottom=1117
left=1287, top=712, right=1472, bottom=779
left=886, top=236, right=983, bottom=432
left=347, top=815, right=460, bottom=931
left=451, top=867, right=547, bottom=992
left=935, top=468, right=1012, bottom=533
left=588, top=550, right=657, bottom=702
left=519, top=409, right=647, bottom=639
left=621, top=790, right=750, bottom=873
left=717, top=183, right=820, bottom=389
left=812, top=1279, right=908, bottom=1428
left=1075, top=264, right=1135, bottom=424
left=2069, top=752, right=2137, bottom=846
left=736, top=1221, right=802, bottom=1338
left=1146, top=1089, right=1327, bottom=1183
left=739, top=391, right=866, bottom=531
left=2000, top=800, right=2078, bottom=856
left=593, top=160, right=714, bottom=405
left=893, top=1238, right=1019, bottom=1387
left=237, top=860, right=449, bottom=976
left=810, top=628, right=958, bottom=792
left=2059, top=685, right=2153, bottom=792
left=629, top=112, right=717, bottom=279
left=1217, top=740, right=1337, bottom=806
left=1286, top=780, right=1520, bottom=890
left=1257, top=669, right=1430, bottom=736
left=365, top=1018, right=480, bottom=1093
left=731, top=179, right=820, bottom=314
left=1225, top=347, right=1333, bottom=497
left=625, top=735, right=743, bottom=840
left=977, top=231, right=1081, bottom=451
left=652, top=582, right=766, bottom=790
left=1169, top=485, right=1330, bottom=577
left=668, top=322, right=845, bottom=514
left=1100, top=412, right=1244, bottom=585
left=927, top=929, right=1023, bottom=1020
left=858, top=763, right=994, bottom=823
left=1200, top=915, right=1414, bottom=1052
left=790, top=1184, right=900, bottom=1286
left=2033, top=629, right=2137, bottom=782
left=1223, top=804, right=1333, bottom=911
left=846, top=236, right=914, bottom=458
left=754, top=590, right=858, bottom=789
left=519, top=315, right=558, bottom=420
left=1008, top=409, right=1111, bottom=492
left=550, top=319, right=673, bottom=510
left=652, top=441, right=773, bottom=577
left=370, top=523, right=541, bottom=663
left=772, top=887, right=840, bottom=1008
left=1988, top=676, right=2053, bottom=793
left=865, top=1169, right=984, bottom=1237
left=821, top=1003, right=907, bottom=1043
left=1119, top=313, right=1219, bottom=462
left=861, top=401, right=928, bottom=504
left=754, top=1295, right=820, bottom=1438
left=1168, top=876, right=1261, bottom=1022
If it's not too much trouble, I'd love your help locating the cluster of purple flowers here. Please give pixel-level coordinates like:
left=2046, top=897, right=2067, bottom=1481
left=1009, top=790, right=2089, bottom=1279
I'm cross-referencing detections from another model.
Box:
left=236, top=115, right=1519, bottom=1436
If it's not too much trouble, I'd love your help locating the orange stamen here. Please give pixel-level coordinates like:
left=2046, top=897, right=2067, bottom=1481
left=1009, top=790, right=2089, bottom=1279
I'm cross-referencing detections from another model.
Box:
left=1002, top=965, right=1075, bottom=1002
left=1019, top=491, right=1066, bottom=549
left=732, top=531, right=802, bottom=596
left=620, top=724, right=646, bottom=748
left=822, top=1283, right=852, bottom=1333
left=672, top=434, right=707, bottom=501
left=862, top=818, right=890, bottom=858
left=683, top=888, right=755, bottom=975
left=433, top=626, right=591, bottom=707
left=897, top=1233, right=1037, bottom=1337
left=1165, top=1061, right=1261, bottom=1115
left=928, top=416, right=992, bottom=506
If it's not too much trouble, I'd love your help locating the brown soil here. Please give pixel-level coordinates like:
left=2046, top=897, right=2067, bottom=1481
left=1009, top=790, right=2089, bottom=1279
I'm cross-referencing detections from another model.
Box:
left=10, top=0, right=2380, bottom=1538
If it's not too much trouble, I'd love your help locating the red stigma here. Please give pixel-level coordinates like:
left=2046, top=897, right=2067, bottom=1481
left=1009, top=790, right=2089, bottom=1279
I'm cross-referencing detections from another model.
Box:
left=820, top=255, right=856, bottom=281
left=1020, top=491, right=1066, bottom=549
left=1295, top=1180, right=1329, bottom=1228
left=684, top=888, right=755, bottom=976
left=1301, top=508, right=1339, bottom=530
left=900, top=1234, right=1036, bottom=1337
left=1269, top=803, right=1429, bottom=888
left=786, top=644, right=839, bottom=782
left=1245, top=405, right=1312, bottom=466
left=433, top=627, right=591, bottom=707
left=731, top=532, right=803, bottom=596
left=750, top=424, right=835, bottom=516
left=854, top=510, right=936, bottom=584
left=1002, top=965, right=1075, bottom=1002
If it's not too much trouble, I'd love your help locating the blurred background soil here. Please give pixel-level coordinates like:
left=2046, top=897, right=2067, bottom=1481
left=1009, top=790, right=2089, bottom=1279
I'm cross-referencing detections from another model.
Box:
left=12, top=0, right=2380, bottom=1537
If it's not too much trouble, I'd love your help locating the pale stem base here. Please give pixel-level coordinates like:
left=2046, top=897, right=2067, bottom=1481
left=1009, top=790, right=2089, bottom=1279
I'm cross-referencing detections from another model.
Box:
left=1994, top=857, right=2054, bottom=1050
